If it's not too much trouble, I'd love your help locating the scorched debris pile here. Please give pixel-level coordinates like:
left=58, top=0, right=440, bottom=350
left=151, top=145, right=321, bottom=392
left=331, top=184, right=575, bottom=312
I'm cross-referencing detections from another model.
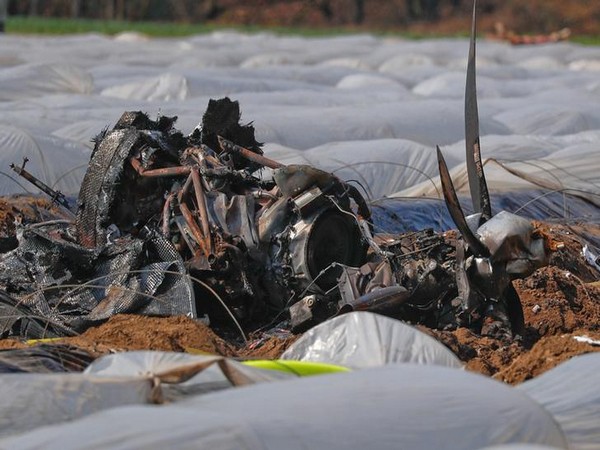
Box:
left=0, top=98, right=372, bottom=338
left=78, top=98, right=372, bottom=326
left=0, top=95, right=553, bottom=341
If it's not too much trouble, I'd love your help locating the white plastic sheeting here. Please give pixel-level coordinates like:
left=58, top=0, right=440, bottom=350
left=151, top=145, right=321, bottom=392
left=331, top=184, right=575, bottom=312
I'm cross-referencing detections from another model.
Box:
left=0, top=364, right=568, bottom=450
left=281, top=311, right=462, bottom=369
left=397, top=131, right=600, bottom=203
left=517, top=353, right=600, bottom=450
left=1, top=33, right=600, bottom=206
left=0, top=373, right=153, bottom=437
left=0, top=353, right=291, bottom=437
left=84, top=350, right=293, bottom=401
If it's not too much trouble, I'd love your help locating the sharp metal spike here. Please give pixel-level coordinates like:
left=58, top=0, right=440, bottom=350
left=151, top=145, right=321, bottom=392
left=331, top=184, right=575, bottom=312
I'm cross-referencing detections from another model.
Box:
left=465, top=0, right=492, bottom=220
left=437, top=146, right=489, bottom=257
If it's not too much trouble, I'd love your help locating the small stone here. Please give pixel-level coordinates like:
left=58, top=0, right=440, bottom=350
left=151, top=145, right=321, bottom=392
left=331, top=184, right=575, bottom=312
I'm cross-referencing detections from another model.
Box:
left=532, top=304, right=541, bottom=314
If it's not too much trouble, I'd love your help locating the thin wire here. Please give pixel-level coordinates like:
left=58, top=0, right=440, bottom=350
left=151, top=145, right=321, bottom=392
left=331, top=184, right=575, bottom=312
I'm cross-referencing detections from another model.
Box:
left=331, top=160, right=442, bottom=199
left=326, top=156, right=375, bottom=200
left=51, top=164, right=88, bottom=189
left=0, top=171, right=33, bottom=194
left=345, top=179, right=372, bottom=203
left=566, top=271, right=593, bottom=304
left=487, top=158, right=564, bottom=191
left=327, top=194, right=392, bottom=258
left=370, top=195, right=449, bottom=233
left=513, top=188, right=600, bottom=215
left=499, top=157, right=600, bottom=191
left=186, top=273, right=248, bottom=344
left=27, top=267, right=247, bottom=344
left=251, top=263, right=340, bottom=334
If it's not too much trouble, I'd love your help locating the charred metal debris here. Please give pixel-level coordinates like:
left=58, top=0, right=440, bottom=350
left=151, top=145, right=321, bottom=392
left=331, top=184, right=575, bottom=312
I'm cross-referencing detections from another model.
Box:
left=1, top=1, right=554, bottom=341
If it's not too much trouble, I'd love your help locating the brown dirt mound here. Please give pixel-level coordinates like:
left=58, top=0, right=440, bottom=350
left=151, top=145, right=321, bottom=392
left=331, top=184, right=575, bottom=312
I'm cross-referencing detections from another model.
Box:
left=0, top=195, right=67, bottom=237
left=56, top=315, right=237, bottom=358
left=240, top=334, right=299, bottom=360
left=57, top=315, right=297, bottom=360
left=497, top=332, right=600, bottom=384
left=0, top=339, right=27, bottom=350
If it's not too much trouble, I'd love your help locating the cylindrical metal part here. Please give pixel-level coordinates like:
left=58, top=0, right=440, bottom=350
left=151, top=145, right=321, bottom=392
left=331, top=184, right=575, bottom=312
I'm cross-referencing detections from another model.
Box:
left=161, top=193, right=175, bottom=237
left=339, top=286, right=411, bottom=314
left=217, top=136, right=284, bottom=169
left=178, top=173, right=194, bottom=203
left=191, top=167, right=213, bottom=254
left=179, top=201, right=209, bottom=257
left=130, top=157, right=191, bottom=178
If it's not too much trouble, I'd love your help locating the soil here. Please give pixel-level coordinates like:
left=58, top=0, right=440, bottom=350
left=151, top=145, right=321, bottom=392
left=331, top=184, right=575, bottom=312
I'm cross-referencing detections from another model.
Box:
left=238, top=332, right=300, bottom=360
left=51, top=315, right=297, bottom=359
left=0, top=195, right=67, bottom=238
left=54, top=315, right=238, bottom=358
left=0, top=195, right=68, bottom=254
left=0, top=338, right=26, bottom=350
left=0, top=196, right=599, bottom=383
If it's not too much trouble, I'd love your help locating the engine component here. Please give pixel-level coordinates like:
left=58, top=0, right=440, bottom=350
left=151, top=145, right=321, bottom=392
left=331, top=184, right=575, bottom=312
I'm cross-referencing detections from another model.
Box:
left=65, top=99, right=371, bottom=326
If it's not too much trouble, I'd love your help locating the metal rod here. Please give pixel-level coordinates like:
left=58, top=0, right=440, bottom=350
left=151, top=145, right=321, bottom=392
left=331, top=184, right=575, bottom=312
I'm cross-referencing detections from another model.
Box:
left=217, top=136, right=284, bottom=169
left=179, top=201, right=209, bottom=257
left=161, top=193, right=175, bottom=238
left=339, top=286, right=411, bottom=314
left=130, top=157, right=191, bottom=178
left=10, top=158, right=74, bottom=214
left=177, top=173, right=194, bottom=203
left=191, top=167, right=213, bottom=254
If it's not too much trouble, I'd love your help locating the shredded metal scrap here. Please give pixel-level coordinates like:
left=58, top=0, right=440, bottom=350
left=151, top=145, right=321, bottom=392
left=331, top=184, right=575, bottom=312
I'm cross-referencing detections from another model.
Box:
left=0, top=99, right=370, bottom=338
left=0, top=222, right=194, bottom=338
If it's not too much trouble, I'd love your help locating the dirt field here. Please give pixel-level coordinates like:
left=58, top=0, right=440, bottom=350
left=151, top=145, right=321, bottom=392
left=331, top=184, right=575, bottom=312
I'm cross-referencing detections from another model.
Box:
left=0, top=196, right=598, bottom=383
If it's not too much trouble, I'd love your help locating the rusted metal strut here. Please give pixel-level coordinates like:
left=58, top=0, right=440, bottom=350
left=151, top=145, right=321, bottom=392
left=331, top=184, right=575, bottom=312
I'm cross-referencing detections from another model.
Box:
left=129, top=154, right=217, bottom=260
left=191, top=167, right=213, bottom=255
left=129, top=157, right=191, bottom=178
left=10, top=157, right=74, bottom=214
left=217, top=136, right=284, bottom=169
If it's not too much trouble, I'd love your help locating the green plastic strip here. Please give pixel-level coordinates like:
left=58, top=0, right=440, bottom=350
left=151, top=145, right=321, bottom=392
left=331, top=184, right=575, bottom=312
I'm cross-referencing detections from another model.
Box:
left=242, top=359, right=349, bottom=377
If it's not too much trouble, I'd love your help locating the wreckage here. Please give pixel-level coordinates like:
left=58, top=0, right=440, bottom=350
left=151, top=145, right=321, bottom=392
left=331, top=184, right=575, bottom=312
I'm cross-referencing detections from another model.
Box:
left=0, top=1, right=553, bottom=341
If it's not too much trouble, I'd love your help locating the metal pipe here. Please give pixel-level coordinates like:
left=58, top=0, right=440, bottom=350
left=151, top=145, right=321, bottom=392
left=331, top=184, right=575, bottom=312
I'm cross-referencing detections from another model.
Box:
left=253, top=190, right=278, bottom=201
left=161, top=193, right=175, bottom=238
left=177, top=173, right=194, bottom=203
left=217, top=136, right=284, bottom=169
left=130, top=157, right=191, bottom=178
left=179, top=201, right=209, bottom=257
left=338, top=286, right=411, bottom=314
left=10, top=158, right=74, bottom=215
left=191, top=167, right=213, bottom=254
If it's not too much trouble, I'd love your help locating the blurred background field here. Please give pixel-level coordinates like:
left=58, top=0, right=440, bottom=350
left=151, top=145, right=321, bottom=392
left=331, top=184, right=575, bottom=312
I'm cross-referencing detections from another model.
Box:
left=2, top=1, right=600, bottom=44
